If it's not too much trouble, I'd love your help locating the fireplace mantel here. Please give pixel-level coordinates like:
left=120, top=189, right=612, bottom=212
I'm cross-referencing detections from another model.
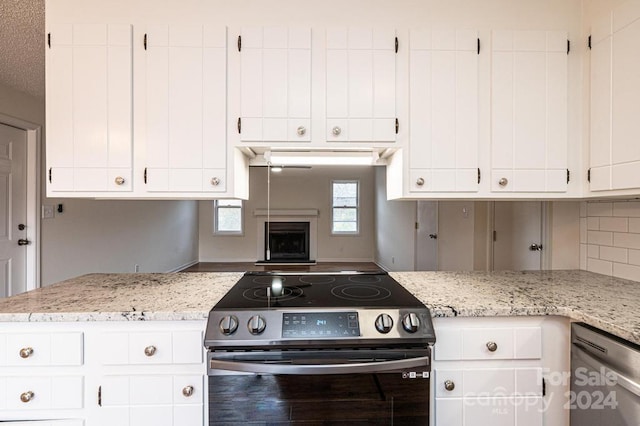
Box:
left=253, top=209, right=319, bottom=217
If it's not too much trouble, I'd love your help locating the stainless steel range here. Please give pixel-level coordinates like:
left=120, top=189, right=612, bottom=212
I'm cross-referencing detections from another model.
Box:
left=204, top=271, right=435, bottom=425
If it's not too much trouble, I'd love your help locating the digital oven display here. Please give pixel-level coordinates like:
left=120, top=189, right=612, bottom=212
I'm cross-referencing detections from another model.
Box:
left=282, top=312, right=360, bottom=338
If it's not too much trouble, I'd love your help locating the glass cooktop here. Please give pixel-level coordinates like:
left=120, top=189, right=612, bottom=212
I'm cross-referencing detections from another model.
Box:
left=212, top=271, right=424, bottom=310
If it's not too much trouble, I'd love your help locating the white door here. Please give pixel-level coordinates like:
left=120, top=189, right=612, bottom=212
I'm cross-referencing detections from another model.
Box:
left=610, top=5, right=640, bottom=190
left=409, top=29, right=479, bottom=193
left=492, top=202, right=542, bottom=271
left=0, top=124, right=28, bottom=297
left=146, top=24, right=227, bottom=193
left=491, top=30, right=567, bottom=193
left=240, top=27, right=312, bottom=142
left=415, top=201, right=438, bottom=271
left=437, top=201, right=476, bottom=271
left=46, top=23, right=133, bottom=193
left=326, top=27, right=396, bottom=142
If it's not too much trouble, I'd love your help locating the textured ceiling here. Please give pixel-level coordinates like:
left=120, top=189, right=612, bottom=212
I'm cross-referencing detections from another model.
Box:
left=0, top=0, right=45, bottom=99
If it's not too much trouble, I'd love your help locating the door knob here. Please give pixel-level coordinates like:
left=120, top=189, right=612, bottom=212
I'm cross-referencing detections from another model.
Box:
left=20, top=391, right=34, bottom=403
left=18, top=224, right=25, bottom=230
left=18, top=239, right=30, bottom=246
left=144, top=345, right=157, bottom=357
left=529, top=244, right=542, bottom=251
left=19, top=347, right=34, bottom=358
left=429, top=234, right=438, bottom=239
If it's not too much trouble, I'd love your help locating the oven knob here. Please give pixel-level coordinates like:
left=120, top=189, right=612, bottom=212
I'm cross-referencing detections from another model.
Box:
left=402, top=313, right=420, bottom=333
left=219, top=315, right=238, bottom=335
left=375, top=314, right=394, bottom=334
left=248, top=315, right=266, bottom=335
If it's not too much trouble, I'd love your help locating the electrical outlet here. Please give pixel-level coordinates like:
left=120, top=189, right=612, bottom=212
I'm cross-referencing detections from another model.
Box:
left=42, top=205, right=54, bottom=219
left=392, top=256, right=395, bottom=264
left=134, top=264, right=140, bottom=272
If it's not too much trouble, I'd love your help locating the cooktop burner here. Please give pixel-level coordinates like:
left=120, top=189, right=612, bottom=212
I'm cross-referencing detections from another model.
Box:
left=242, top=285, right=304, bottom=303
left=212, top=271, right=421, bottom=310
left=330, top=283, right=392, bottom=302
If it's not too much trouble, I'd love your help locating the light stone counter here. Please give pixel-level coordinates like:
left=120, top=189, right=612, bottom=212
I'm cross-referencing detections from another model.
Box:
left=0, top=272, right=242, bottom=322
left=391, top=270, right=640, bottom=346
left=0, top=270, right=638, bottom=345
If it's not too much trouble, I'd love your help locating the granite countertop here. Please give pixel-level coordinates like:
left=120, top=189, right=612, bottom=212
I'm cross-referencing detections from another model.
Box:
left=0, top=270, right=638, bottom=345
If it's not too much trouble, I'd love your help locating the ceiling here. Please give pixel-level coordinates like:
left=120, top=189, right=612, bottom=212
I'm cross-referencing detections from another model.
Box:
left=0, top=0, right=45, bottom=99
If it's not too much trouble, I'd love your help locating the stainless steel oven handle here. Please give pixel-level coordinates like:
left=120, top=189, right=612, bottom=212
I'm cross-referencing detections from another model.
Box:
left=574, top=343, right=640, bottom=397
left=210, top=356, right=430, bottom=375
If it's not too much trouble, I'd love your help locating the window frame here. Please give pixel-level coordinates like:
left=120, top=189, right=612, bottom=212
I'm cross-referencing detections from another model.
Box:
left=331, top=180, right=360, bottom=235
left=213, top=199, right=244, bottom=236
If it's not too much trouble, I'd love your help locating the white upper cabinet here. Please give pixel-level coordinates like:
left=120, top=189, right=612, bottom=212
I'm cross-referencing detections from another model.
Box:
left=145, top=25, right=227, bottom=193
left=491, top=30, right=568, bottom=193
left=326, top=28, right=397, bottom=143
left=589, top=0, right=640, bottom=193
left=408, top=29, right=479, bottom=193
left=239, top=27, right=312, bottom=143
left=46, top=23, right=133, bottom=194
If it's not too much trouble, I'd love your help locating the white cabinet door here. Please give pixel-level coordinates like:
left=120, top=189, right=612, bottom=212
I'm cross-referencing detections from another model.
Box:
left=239, top=27, right=312, bottom=143
left=491, top=30, right=568, bottom=193
left=435, top=396, right=542, bottom=426
left=612, top=3, right=640, bottom=190
left=326, top=28, right=396, bottom=142
left=98, top=375, right=203, bottom=426
left=590, top=1, right=640, bottom=192
left=46, top=23, right=132, bottom=194
left=145, top=25, right=227, bottom=192
left=409, top=29, right=479, bottom=193
left=589, top=14, right=613, bottom=192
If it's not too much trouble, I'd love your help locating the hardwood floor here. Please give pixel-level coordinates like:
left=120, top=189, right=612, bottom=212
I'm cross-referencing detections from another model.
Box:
left=181, top=262, right=383, bottom=273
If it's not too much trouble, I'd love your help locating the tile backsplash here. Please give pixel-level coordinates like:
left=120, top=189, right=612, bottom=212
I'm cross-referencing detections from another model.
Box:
left=580, top=201, right=640, bottom=282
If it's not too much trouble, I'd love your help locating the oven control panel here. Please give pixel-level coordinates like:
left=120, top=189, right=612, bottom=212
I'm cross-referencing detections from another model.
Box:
left=282, top=312, right=360, bottom=338
left=205, top=308, right=436, bottom=349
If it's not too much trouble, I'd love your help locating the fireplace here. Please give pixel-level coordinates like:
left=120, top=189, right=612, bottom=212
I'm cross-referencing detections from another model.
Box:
left=265, top=222, right=310, bottom=262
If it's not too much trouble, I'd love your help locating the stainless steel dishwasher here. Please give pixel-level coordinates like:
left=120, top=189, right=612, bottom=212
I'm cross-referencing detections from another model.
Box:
left=571, top=323, right=640, bottom=426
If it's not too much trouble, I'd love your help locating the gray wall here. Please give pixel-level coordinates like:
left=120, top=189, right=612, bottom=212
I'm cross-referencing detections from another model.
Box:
left=199, top=166, right=376, bottom=262
left=40, top=199, right=198, bottom=284
left=0, top=82, right=199, bottom=286
left=374, top=168, right=416, bottom=271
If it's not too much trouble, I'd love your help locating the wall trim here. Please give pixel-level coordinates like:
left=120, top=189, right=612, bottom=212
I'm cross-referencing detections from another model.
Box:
left=167, top=259, right=199, bottom=273
left=254, top=209, right=319, bottom=217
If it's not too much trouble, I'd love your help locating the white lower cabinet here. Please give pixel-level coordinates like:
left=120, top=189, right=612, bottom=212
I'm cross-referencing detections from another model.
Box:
left=97, top=375, right=203, bottom=426
left=0, top=321, right=207, bottom=426
left=87, top=321, right=207, bottom=426
left=434, top=368, right=543, bottom=426
left=0, top=324, right=87, bottom=422
left=431, top=316, right=570, bottom=426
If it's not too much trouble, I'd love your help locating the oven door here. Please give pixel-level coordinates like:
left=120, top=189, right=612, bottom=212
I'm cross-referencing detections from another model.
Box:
left=208, top=348, right=430, bottom=425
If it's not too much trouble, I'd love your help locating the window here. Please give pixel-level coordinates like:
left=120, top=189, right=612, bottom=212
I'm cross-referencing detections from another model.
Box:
left=214, top=199, right=243, bottom=234
left=332, top=180, right=359, bottom=234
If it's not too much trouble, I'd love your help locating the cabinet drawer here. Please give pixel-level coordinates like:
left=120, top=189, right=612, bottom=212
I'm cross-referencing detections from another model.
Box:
left=97, top=406, right=201, bottom=426
left=99, top=330, right=203, bottom=365
left=101, top=375, right=203, bottom=407
left=435, top=396, right=543, bottom=426
left=0, top=376, right=83, bottom=410
left=435, top=368, right=542, bottom=398
left=434, top=326, right=541, bottom=360
left=2, top=332, right=83, bottom=366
